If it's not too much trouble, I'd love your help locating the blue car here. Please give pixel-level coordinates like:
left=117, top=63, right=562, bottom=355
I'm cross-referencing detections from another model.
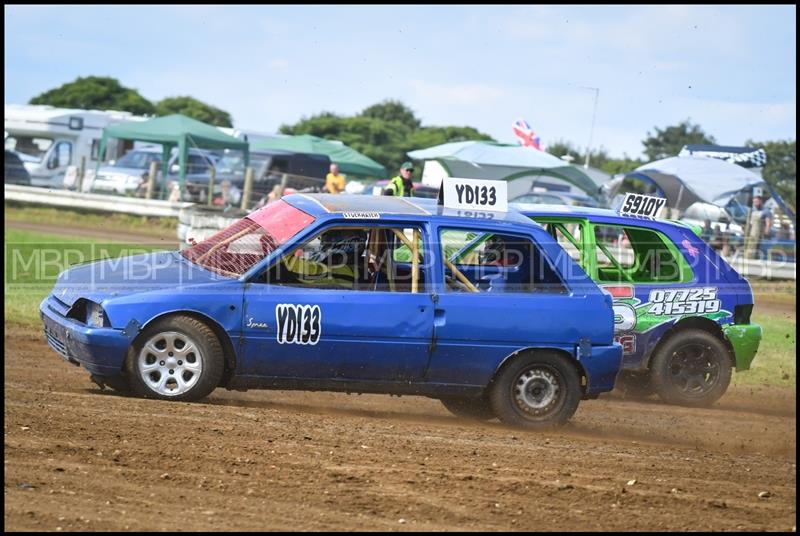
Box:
left=515, top=203, right=762, bottom=407
left=40, top=194, right=622, bottom=428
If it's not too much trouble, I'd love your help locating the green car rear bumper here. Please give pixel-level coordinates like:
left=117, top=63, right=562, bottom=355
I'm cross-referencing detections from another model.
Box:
left=723, top=323, right=763, bottom=371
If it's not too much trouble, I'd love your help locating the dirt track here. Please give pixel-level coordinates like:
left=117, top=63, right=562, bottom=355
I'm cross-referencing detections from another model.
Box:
left=4, top=323, right=796, bottom=531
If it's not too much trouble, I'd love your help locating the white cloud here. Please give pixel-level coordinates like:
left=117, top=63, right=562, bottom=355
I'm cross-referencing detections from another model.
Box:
left=5, top=5, right=794, bottom=161
left=408, top=80, right=506, bottom=105
left=669, top=97, right=797, bottom=142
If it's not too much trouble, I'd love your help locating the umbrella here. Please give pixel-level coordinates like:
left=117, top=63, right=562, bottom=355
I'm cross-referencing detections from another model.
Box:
left=407, top=141, right=600, bottom=198
left=251, top=134, right=387, bottom=179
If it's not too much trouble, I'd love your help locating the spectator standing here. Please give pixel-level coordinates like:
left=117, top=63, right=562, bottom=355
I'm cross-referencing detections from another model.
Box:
left=701, top=219, right=713, bottom=243
left=325, top=163, right=346, bottom=194
left=383, top=161, right=415, bottom=197
left=744, top=193, right=774, bottom=259
left=778, top=220, right=794, bottom=241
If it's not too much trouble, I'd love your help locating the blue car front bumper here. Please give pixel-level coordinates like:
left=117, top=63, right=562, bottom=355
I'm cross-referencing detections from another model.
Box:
left=40, top=297, right=131, bottom=376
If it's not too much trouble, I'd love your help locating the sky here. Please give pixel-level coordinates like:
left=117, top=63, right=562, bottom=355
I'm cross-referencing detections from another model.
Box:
left=4, top=5, right=797, bottom=159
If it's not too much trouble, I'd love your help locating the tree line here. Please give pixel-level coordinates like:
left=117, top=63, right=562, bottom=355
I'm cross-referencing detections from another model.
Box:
left=28, top=76, right=795, bottom=207
left=29, top=76, right=233, bottom=127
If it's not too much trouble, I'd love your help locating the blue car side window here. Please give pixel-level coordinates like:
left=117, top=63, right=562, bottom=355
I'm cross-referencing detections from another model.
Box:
left=439, top=228, right=567, bottom=294
left=263, top=224, right=427, bottom=293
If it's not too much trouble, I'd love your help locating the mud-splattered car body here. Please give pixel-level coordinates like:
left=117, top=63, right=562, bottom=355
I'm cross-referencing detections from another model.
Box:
left=516, top=203, right=762, bottom=406
left=40, top=194, right=623, bottom=427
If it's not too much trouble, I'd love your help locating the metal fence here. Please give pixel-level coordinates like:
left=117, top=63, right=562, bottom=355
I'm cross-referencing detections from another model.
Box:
left=5, top=182, right=796, bottom=280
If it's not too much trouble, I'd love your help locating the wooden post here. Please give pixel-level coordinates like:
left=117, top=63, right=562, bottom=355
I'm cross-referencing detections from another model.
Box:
left=76, top=156, right=86, bottom=193
left=278, top=173, right=290, bottom=199
left=241, top=166, right=254, bottom=211
left=146, top=160, right=159, bottom=200
left=207, top=166, right=216, bottom=206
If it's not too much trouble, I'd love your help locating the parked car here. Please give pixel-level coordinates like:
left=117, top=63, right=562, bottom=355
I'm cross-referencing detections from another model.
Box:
left=680, top=201, right=745, bottom=253
left=90, top=146, right=218, bottom=196
left=366, top=181, right=439, bottom=198
left=4, top=150, right=32, bottom=185
left=40, top=194, right=622, bottom=428
left=511, top=191, right=603, bottom=208
left=515, top=203, right=762, bottom=407
left=180, top=149, right=331, bottom=204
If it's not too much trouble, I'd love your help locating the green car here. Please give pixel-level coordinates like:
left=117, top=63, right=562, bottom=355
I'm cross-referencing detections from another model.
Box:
left=517, top=203, right=762, bottom=407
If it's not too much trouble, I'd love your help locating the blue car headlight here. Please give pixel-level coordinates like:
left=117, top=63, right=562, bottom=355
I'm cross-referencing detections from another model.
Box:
left=85, top=301, right=108, bottom=327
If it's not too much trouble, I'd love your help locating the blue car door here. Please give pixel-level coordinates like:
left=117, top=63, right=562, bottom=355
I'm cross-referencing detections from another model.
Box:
left=239, top=224, right=435, bottom=382
left=425, top=224, right=613, bottom=386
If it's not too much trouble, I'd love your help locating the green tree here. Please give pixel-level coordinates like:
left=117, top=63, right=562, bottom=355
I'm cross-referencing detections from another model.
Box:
left=281, top=102, right=495, bottom=175
left=405, top=125, right=492, bottom=154
left=547, top=139, right=643, bottom=175
left=546, top=139, right=583, bottom=164
left=155, top=96, right=233, bottom=127
left=29, top=76, right=155, bottom=115
left=746, top=139, right=796, bottom=210
left=599, top=156, right=645, bottom=176
left=282, top=113, right=411, bottom=173
left=642, top=119, right=715, bottom=161
left=360, top=100, right=421, bottom=130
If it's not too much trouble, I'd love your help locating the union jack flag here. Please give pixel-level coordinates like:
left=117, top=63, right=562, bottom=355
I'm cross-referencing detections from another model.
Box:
left=512, top=118, right=544, bottom=151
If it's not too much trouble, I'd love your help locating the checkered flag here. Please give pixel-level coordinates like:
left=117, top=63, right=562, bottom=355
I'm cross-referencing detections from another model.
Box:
left=729, top=148, right=767, bottom=167
left=679, top=145, right=767, bottom=168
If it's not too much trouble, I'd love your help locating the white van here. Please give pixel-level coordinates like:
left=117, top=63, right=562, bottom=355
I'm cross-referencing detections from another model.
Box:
left=4, top=104, right=147, bottom=188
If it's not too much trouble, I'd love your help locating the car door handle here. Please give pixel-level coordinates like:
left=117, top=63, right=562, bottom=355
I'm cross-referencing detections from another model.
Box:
left=434, top=308, right=446, bottom=327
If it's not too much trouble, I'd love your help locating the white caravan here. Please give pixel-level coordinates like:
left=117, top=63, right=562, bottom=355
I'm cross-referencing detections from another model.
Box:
left=4, top=104, right=147, bottom=188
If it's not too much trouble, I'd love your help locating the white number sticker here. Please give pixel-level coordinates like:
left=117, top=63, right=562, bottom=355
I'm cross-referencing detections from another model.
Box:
left=275, top=304, right=321, bottom=345
left=646, top=287, right=720, bottom=316
left=619, top=193, right=667, bottom=219
left=442, top=177, right=508, bottom=212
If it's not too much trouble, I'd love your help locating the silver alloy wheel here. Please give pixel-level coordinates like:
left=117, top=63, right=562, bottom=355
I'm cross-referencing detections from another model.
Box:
left=513, top=367, right=560, bottom=415
left=137, top=331, right=203, bottom=397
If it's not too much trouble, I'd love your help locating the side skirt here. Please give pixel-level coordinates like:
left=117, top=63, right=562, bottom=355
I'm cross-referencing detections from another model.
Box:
left=226, top=376, right=485, bottom=398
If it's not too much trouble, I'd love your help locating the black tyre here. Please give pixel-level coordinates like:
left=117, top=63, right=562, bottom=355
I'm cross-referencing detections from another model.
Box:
left=125, top=315, right=224, bottom=402
left=440, top=394, right=495, bottom=421
left=649, top=329, right=732, bottom=407
left=615, top=371, right=654, bottom=400
left=488, top=352, right=582, bottom=429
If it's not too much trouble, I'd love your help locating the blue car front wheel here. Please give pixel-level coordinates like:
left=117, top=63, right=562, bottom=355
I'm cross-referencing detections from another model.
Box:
left=125, top=315, right=224, bottom=401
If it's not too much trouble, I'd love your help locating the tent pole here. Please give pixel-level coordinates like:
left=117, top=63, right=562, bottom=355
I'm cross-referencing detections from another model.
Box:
left=161, top=145, right=171, bottom=200
left=179, top=138, right=187, bottom=201
left=674, top=184, right=685, bottom=218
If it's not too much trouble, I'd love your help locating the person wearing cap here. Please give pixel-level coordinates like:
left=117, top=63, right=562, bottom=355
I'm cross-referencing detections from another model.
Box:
left=383, top=161, right=415, bottom=197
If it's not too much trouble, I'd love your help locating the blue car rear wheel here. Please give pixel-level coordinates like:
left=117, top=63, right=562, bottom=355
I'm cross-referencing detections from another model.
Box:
left=489, top=352, right=581, bottom=429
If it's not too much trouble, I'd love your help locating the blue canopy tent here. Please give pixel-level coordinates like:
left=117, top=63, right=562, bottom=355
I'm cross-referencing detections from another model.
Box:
left=608, top=156, right=767, bottom=213
left=679, top=144, right=794, bottom=223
